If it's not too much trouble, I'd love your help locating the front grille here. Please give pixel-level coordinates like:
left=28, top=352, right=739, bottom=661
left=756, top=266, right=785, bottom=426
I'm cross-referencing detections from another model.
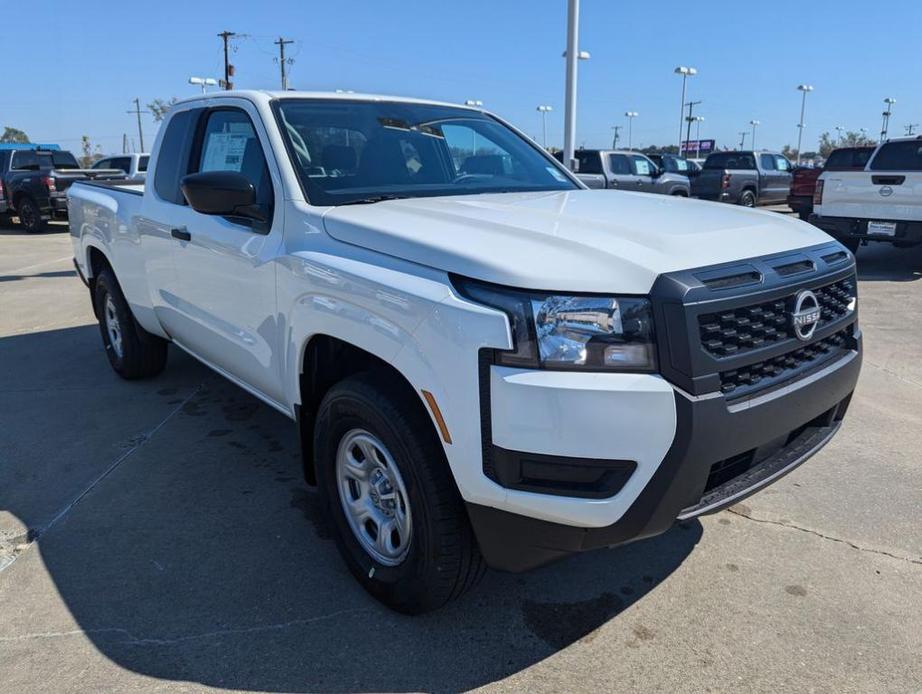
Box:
left=698, top=276, right=855, bottom=358
left=719, top=327, right=852, bottom=396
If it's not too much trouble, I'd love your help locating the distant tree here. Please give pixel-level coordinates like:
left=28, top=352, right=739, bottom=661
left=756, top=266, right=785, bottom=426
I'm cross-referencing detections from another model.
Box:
left=782, top=144, right=798, bottom=161
left=817, top=130, right=876, bottom=158
left=79, top=135, right=103, bottom=168
left=641, top=144, right=679, bottom=155
left=148, top=97, right=179, bottom=122
left=1, top=127, right=30, bottom=143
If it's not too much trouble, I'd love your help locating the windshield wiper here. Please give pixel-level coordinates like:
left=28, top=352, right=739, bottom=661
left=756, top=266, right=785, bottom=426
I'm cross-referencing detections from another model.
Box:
left=337, top=194, right=410, bottom=206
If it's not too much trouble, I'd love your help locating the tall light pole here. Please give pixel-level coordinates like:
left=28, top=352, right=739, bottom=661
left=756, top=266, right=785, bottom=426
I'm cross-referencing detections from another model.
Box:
left=562, top=0, right=590, bottom=170
left=536, top=105, right=553, bottom=149
left=624, top=111, right=638, bottom=150
left=795, top=84, right=813, bottom=164
left=465, top=100, right=483, bottom=156
left=189, top=77, right=218, bottom=94
left=881, top=97, right=896, bottom=141
left=738, top=131, right=748, bottom=150
left=834, top=125, right=845, bottom=144
left=611, top=125, right=623, bottom=149
left=750, top=120, right=760, bottom=151
left=684, top=100, right=702, bottom=156
left=674, top=66, right=697, bottom=153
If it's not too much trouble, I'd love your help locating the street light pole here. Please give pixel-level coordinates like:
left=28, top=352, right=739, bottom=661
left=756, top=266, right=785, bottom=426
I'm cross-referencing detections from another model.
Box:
left=674, top=66, right=697, bottom=154
left=881, top=97, right=896, bottom=141
left=624, top=111, right=638, bottom=150
left=611, top=125, right=622, bottom=149
left=750, top=120, right=760, bottom=151
left=693, top=116, right=704, bottom=158
left=835, top=125, right=845, bottom=144
left=536, top=105, right=552, bottom=149
left=796, top=84, right=813, bottom=164
left=563, top=0, right=581, bottom=170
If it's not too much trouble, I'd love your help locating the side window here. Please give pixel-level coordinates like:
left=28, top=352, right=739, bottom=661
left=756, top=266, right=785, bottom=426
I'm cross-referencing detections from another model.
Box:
left=774, top=155, right=791, bottom=172
left=609, top=154, right=631, bottom=175
left=11, top=151, right=38, bottom=170
left=109, top=157, right=131, bottom=173
left=759, top=153, right=776, bottom=170
left=576, top=151, right=602, bottom=174
left=93, top=159, right=110, bottom=170
left=154, top=109, right=198, bottom=205
left=630, top=155, right=653, bottom=176
left=138, top=156, right=150, bottom=172
left=196, top=109, right=273, bottom=214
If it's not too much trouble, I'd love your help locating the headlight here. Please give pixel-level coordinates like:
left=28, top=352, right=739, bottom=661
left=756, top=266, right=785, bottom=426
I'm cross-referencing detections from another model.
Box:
left=454, top=278, right=657, bottom=372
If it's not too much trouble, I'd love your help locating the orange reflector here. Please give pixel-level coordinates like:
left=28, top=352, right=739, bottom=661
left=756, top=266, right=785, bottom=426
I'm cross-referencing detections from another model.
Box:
left=421, top=390, right=452, bottom=444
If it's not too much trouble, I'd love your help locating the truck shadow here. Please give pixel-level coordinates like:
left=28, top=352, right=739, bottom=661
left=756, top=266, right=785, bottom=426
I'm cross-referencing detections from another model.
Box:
left=856, top=242, right=922, bottom=282
left=1, top=324, right=701, bottom=692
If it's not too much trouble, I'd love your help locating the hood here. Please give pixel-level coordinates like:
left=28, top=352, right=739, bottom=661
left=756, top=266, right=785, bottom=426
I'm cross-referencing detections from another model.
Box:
left=322, top=189, right=833, bottom=294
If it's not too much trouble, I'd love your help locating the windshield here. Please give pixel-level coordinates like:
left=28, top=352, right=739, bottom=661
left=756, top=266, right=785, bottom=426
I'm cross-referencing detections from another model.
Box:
left=275, top=100, right=578, bottom=205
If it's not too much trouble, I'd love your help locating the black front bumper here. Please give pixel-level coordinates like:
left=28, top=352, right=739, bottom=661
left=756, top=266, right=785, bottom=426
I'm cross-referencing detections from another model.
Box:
left=467, top=242, right=861, bottom=573
left=810, top=214, right=922, bottom=246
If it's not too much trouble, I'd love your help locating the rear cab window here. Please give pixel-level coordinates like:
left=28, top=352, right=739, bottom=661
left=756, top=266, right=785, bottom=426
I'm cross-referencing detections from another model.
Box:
left=575, top=151, right=602, bottom=174
left=825, top=148, right=873, bottom=171
left=869, top=141, right=922, bottom=171
left=704, top=152, right=756, bottom=169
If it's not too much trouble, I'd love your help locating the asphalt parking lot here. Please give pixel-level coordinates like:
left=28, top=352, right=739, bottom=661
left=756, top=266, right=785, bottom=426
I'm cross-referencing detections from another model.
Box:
left=0, top=216, right=920, bottom=693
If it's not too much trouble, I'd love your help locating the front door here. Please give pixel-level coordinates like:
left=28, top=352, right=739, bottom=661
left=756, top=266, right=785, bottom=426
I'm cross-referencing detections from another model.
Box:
left=167, top=104, right=286, bottom=405
left=629, top=154, right=657, bottom=192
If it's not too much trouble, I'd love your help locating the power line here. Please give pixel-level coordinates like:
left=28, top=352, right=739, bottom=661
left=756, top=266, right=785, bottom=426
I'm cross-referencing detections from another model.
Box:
left=274, top=36, right=295, bottom=90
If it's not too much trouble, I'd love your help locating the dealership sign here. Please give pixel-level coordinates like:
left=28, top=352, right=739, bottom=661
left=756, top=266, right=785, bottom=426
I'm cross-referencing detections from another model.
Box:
left=681, top=139, right=715, bottom=154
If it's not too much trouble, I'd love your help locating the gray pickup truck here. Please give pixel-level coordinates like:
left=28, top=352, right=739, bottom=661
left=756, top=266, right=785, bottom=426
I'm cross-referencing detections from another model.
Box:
left=559, top=149, right=690, bottom=196
left=692, top=150, right=793, bottom=207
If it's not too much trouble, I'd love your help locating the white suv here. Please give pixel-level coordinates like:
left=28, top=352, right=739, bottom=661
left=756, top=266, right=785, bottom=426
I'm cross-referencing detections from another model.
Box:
left=812, top=137, right=922, bottom=253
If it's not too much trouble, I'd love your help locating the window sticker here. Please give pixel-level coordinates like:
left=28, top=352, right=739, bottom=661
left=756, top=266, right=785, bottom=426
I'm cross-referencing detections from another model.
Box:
left=202, top=133, right=250, bottom=172
left=634, top=159, right=651, bottom=175
left=546, top=166, right=568, bottom=182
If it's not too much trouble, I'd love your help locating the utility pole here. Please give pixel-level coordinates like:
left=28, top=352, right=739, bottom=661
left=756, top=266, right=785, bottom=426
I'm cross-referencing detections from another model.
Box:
left=738, top=131, right=748, bottom=150
left=881, top=97, right=896, bottom=141
left=126, top=98, right=148, bottom=152
left=906, top=123, right=919, bottom=136
left=274, top=36, right=295, bottom=90
left=218, top=30, right=237, bottom=89
left=611, top=125, right=622, bottom=149
left=684, top=100, right=702, bottom=157
left=563, top=0, right=581, bottom=170
left=795, top=84, right=814, bottom=165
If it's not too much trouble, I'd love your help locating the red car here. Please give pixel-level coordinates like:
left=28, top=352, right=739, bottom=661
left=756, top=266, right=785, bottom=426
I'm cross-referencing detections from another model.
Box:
left=788, top=146, right=874, bottom=220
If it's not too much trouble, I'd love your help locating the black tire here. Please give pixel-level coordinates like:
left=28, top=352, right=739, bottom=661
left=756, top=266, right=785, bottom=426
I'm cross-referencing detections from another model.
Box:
left=798, top=210, right=811, bottom=222
left=314, top=373, right=485, bottom=614
left=671, top=190, right=688, bottom=197
left=94, top=269, right=168, bottom=379
left=738, top=190, right=756, bottom=208
left=17, top=197, right=46, bottom=233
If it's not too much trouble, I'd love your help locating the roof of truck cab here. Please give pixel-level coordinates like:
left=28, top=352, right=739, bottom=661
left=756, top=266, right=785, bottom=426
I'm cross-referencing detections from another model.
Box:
left=174, top=90, right=485, bottom=112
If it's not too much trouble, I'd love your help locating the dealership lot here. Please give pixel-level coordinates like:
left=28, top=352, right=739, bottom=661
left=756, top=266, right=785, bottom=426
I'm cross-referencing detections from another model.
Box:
left=0, top=220, right=920, bottom=692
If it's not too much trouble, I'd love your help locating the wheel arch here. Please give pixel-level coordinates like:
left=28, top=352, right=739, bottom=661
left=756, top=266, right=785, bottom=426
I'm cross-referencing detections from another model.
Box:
left=297, top=333, right=445, bottom=485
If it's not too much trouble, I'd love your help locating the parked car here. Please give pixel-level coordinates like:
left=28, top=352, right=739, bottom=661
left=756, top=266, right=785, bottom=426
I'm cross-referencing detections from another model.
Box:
left=557, top=149, right=690, bottom=196
left=692, top=150, right=794, bottom=207
left=92, top=153, right=150, bottom=181
left=68, top=91, right=861, bottom=614
left=0, top=145, right=125, bottom=232
left=788, top=147, right=874, bottom=221
left=811, top=137, right=922, bottom=254
left=647, top=153, right=700, bottom=178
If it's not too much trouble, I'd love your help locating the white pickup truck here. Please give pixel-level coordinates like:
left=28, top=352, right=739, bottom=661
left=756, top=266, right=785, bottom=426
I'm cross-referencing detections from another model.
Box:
left=68, top=91, right=862, bottom=614
left=812, top=136, right=922, bottom=253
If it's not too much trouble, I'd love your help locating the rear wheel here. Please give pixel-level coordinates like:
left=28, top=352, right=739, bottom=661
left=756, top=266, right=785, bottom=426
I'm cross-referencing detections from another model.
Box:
left=94, top=269, right=168, bottom=379
left=738, top=190, right=756, bottom=208
left=17, top=197, right=46, bottom=233
left=314, top=373, right=485, bottom=614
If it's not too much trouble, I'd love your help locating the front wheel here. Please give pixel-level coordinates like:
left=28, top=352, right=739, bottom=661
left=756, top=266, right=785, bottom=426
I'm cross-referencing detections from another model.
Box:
left=314, top=374, right=485, bottom=614
left=738, top=190, right=756, bottom=207
left=17, top=197, right=46, bottom=233
left=94, top=269, right=168, bottom=379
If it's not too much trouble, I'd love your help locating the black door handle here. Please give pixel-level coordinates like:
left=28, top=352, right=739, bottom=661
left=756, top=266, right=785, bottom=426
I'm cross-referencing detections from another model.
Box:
left=872, top=175, right=905, bottom=185
left=171, top=227, right=191, bottom=241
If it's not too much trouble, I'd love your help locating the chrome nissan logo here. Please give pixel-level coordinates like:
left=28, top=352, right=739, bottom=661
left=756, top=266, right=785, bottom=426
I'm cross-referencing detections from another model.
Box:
left=791, top=290, right=822, bottom=341
left=880, top=186, right=894, bottom=197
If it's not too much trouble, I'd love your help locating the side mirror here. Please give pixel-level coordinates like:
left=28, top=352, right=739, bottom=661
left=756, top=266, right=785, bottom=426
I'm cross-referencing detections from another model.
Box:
left=650, top=166, right=663, bottom=178
left=181, top=171, right=267, bottom=223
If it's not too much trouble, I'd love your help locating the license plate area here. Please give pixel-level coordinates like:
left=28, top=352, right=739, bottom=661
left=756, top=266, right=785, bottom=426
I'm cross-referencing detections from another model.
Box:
left=867, top=220, right=897, bottom=236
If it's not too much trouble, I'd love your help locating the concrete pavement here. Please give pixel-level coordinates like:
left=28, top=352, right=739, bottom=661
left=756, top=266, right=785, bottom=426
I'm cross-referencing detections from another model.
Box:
left=0, top=221, right=920, bottom=692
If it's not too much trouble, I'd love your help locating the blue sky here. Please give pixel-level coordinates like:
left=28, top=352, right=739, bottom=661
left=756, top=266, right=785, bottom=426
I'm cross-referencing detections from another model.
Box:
left=3, top=0, right=921, bottom=156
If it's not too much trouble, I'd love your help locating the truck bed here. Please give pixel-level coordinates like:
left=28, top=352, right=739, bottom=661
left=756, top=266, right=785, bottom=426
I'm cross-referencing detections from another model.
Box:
left=73, top=179, right=144, bottom=196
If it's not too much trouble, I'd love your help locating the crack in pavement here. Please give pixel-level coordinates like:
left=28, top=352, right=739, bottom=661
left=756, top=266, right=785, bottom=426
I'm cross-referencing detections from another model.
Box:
left=727, top=507, right=922, bottom=566
left=0, top=608, right=372, bottom=646
left=863, top=358, right=922, bottom=391
left=0, top=383, right=204, bottom=574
